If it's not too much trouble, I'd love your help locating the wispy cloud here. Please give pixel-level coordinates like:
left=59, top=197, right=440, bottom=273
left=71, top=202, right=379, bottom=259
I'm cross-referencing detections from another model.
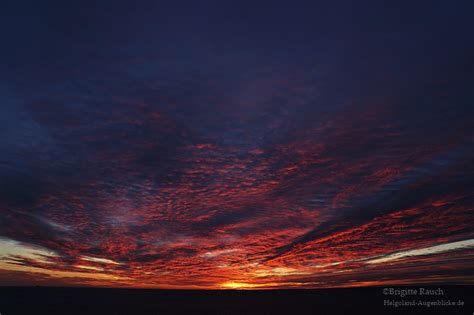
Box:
left=366, top=239, right=474, bottom=264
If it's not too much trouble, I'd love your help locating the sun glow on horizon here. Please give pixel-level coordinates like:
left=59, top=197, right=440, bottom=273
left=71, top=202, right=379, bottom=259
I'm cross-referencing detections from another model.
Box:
left=220, top=281, right=263, bottom=289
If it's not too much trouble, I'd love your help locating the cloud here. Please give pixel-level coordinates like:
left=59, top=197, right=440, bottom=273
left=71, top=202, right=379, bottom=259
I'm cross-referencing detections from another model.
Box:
left=366, top=239, right=474, bottom=264
left=0, top=2, right=473, bottom=288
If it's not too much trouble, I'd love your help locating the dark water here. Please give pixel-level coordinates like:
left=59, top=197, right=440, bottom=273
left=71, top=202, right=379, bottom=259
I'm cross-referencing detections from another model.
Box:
left=1, top=286, right=473, bottom=314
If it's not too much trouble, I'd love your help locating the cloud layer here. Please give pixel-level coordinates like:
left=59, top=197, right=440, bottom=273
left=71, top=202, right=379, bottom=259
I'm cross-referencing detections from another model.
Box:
left=0, top=1, right=473, bottom=288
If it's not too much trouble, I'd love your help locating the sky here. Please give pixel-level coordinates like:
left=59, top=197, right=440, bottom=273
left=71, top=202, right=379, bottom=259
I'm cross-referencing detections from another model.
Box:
left=0, top=1, right=473, bottom=289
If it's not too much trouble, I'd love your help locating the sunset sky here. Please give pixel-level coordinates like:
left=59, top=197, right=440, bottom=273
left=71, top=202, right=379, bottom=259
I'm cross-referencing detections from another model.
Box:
left=0, top=1, right=473, bottom=289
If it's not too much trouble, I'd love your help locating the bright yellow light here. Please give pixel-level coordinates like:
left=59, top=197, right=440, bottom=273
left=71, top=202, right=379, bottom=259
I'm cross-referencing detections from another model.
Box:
left=220, top=281, right=261, bottom=289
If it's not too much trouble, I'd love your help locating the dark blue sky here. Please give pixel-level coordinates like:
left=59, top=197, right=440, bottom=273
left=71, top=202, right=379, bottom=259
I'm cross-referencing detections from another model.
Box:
left=0, top=1, right=473, bottom=288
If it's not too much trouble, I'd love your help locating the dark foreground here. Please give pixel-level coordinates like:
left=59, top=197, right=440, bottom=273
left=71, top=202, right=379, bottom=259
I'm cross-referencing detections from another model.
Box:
left=1, top=286, right=473, bottom=315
